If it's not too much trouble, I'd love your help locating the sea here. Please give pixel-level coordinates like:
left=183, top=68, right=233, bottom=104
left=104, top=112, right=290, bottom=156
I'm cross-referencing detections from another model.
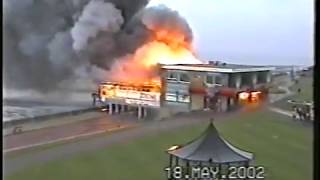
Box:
left=3, top=92, right=93, bottom=122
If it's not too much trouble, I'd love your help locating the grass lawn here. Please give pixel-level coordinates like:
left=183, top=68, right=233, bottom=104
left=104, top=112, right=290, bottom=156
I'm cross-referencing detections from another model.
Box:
left=273, top=76, right=313, bottom=111
left=6, top=110, right=313, bottom=180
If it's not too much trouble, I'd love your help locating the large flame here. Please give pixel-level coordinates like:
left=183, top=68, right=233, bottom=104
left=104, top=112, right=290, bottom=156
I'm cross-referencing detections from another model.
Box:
left=109, top=27, right=201, bottom=84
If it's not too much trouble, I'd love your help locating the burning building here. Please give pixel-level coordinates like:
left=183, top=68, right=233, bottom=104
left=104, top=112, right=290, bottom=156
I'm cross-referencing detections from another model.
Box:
left=98, top=62, right=274, bottom=119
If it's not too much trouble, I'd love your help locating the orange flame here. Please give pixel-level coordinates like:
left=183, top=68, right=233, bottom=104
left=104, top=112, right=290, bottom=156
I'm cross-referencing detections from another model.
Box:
left=109, top=27, right=201, bottom=84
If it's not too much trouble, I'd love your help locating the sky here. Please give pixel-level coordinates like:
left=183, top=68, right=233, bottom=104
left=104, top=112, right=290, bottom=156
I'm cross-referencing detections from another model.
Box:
left=148, top=0, right=314, bottom=66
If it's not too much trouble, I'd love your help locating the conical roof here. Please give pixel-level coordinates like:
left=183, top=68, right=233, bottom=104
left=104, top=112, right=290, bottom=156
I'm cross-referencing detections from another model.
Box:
left=168, top=123, right=254, bottom=163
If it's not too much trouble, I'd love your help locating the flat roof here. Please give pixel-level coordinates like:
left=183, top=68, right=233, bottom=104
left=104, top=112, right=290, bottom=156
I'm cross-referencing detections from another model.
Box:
left=161, top=64, right=275, bottom=73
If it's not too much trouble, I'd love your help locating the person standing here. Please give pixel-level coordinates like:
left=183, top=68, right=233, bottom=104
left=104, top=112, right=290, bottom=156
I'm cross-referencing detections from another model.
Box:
left=92, top=93, right=97, bottom=107
left=297, top=88, right=301, bottom=94
left=297, top=107, right=304, bottom=121
left=292, top=106, right=297, bottom=121
left=304, top=105, right=311, bottom=121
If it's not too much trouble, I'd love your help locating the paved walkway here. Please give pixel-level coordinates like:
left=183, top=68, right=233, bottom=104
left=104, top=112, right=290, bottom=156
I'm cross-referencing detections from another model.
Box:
left=268, top=78, right=314, bottom=121
left=269, top=79, right=294, bottom=103
left=3, top=110, right=240, bottom=176
left=3, top=111, right=105, bottom=136
left=268, top=77, right=295, bottom=118
left=269, top=107, right=292, bottom=117
left=3, top=114, right=136, bottom=152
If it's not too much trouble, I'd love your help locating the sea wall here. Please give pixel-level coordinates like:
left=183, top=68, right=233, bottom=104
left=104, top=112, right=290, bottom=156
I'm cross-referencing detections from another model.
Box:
left=3, top=107, right=105, bottom=136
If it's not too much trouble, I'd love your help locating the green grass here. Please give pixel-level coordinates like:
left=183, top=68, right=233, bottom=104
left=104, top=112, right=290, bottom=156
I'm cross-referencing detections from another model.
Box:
left=288, top=77, right=313, bottom=101
left=6, top=110, right=313, bottom=180
left=5, top=126, right=135, bottom=158
left=273, top=76, right=313, bottom=111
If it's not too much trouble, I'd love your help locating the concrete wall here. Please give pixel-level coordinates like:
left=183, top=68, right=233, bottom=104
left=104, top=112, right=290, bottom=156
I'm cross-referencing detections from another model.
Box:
left=190, top=94, right=205, bottom=110
left=220, top=97, right=228, bottom=112
left=156, top=104, right=189, bottom=120
left=164, top=102, right=190, bottom=113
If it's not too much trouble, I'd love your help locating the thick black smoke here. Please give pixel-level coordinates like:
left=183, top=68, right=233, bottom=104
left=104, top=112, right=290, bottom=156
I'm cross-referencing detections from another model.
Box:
left=3, top=0, right=149, bottom=93
left=3, top=0, right=193, bottom=95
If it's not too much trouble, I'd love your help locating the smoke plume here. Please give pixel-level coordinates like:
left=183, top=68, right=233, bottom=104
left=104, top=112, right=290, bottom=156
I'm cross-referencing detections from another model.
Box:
left=3, top=0, right=194, bottom=97
left=3, top=0, right=149, bottom=95
left=71, top=1, right=124, bottom=51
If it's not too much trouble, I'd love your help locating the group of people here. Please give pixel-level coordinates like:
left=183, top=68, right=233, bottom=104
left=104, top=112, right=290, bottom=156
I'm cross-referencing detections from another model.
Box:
left=292, top=105, right=313, bottom=121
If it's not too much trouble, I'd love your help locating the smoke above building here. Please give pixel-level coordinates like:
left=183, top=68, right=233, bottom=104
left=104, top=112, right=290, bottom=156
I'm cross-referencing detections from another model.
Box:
left=3, top=0, right=196, bottom=95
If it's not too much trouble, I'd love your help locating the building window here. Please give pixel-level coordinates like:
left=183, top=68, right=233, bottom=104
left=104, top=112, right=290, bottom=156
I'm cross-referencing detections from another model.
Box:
left=180, top=73, right=190, bottom=82
left=178, top=94, right=190, bottom=103
left=215, top=76, right=222, bottom=84
left=167, top=72, right=178, bottom=80
left=165, top=93, right=177, bottom=102
left=206, top=75, right=214, bottom=84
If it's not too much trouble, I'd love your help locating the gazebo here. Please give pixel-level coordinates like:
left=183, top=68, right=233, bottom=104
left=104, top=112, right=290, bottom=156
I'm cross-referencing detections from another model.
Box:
left=166, top=121, right=254, bottom=179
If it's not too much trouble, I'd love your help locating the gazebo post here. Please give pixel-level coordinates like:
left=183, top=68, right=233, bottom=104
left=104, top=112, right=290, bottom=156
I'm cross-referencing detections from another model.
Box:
left=169, top=154, right=173, bottom=167
left=219, top=163, right=222, bottom=179
left=175, top=156, right=179, bottom=166
left=186, top=160, right=190, bottom=175
left=245, top=161, right=249, bottom=180
left=226, top=163, right=230, bottom=180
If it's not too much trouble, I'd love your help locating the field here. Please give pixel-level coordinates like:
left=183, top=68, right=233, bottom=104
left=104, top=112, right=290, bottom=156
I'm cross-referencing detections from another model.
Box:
left=273, top=76, right=313, bottom=111
left=6, top=110, right=313, bottom=180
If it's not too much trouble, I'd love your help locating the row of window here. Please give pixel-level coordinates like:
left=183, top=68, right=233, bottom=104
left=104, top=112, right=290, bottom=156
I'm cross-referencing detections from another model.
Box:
left=206, top=75, right=222, bottom=85
left=167, top=72, right=190, bottom=82
left=165, top=93, right=190, bottom=103
left=166, top=72, right=223, bottom=85
left=229, top=74, right=270, bottom=88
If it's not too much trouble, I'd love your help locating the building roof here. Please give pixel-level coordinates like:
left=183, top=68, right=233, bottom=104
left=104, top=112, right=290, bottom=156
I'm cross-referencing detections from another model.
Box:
left=161, top=63, right=275, bottom=73
left=167, top=122, right=254, bottom=163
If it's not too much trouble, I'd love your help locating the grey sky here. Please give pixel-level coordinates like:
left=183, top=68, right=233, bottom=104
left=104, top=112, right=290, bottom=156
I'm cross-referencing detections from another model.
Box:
left=148, top=0, right=314, bottom=66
